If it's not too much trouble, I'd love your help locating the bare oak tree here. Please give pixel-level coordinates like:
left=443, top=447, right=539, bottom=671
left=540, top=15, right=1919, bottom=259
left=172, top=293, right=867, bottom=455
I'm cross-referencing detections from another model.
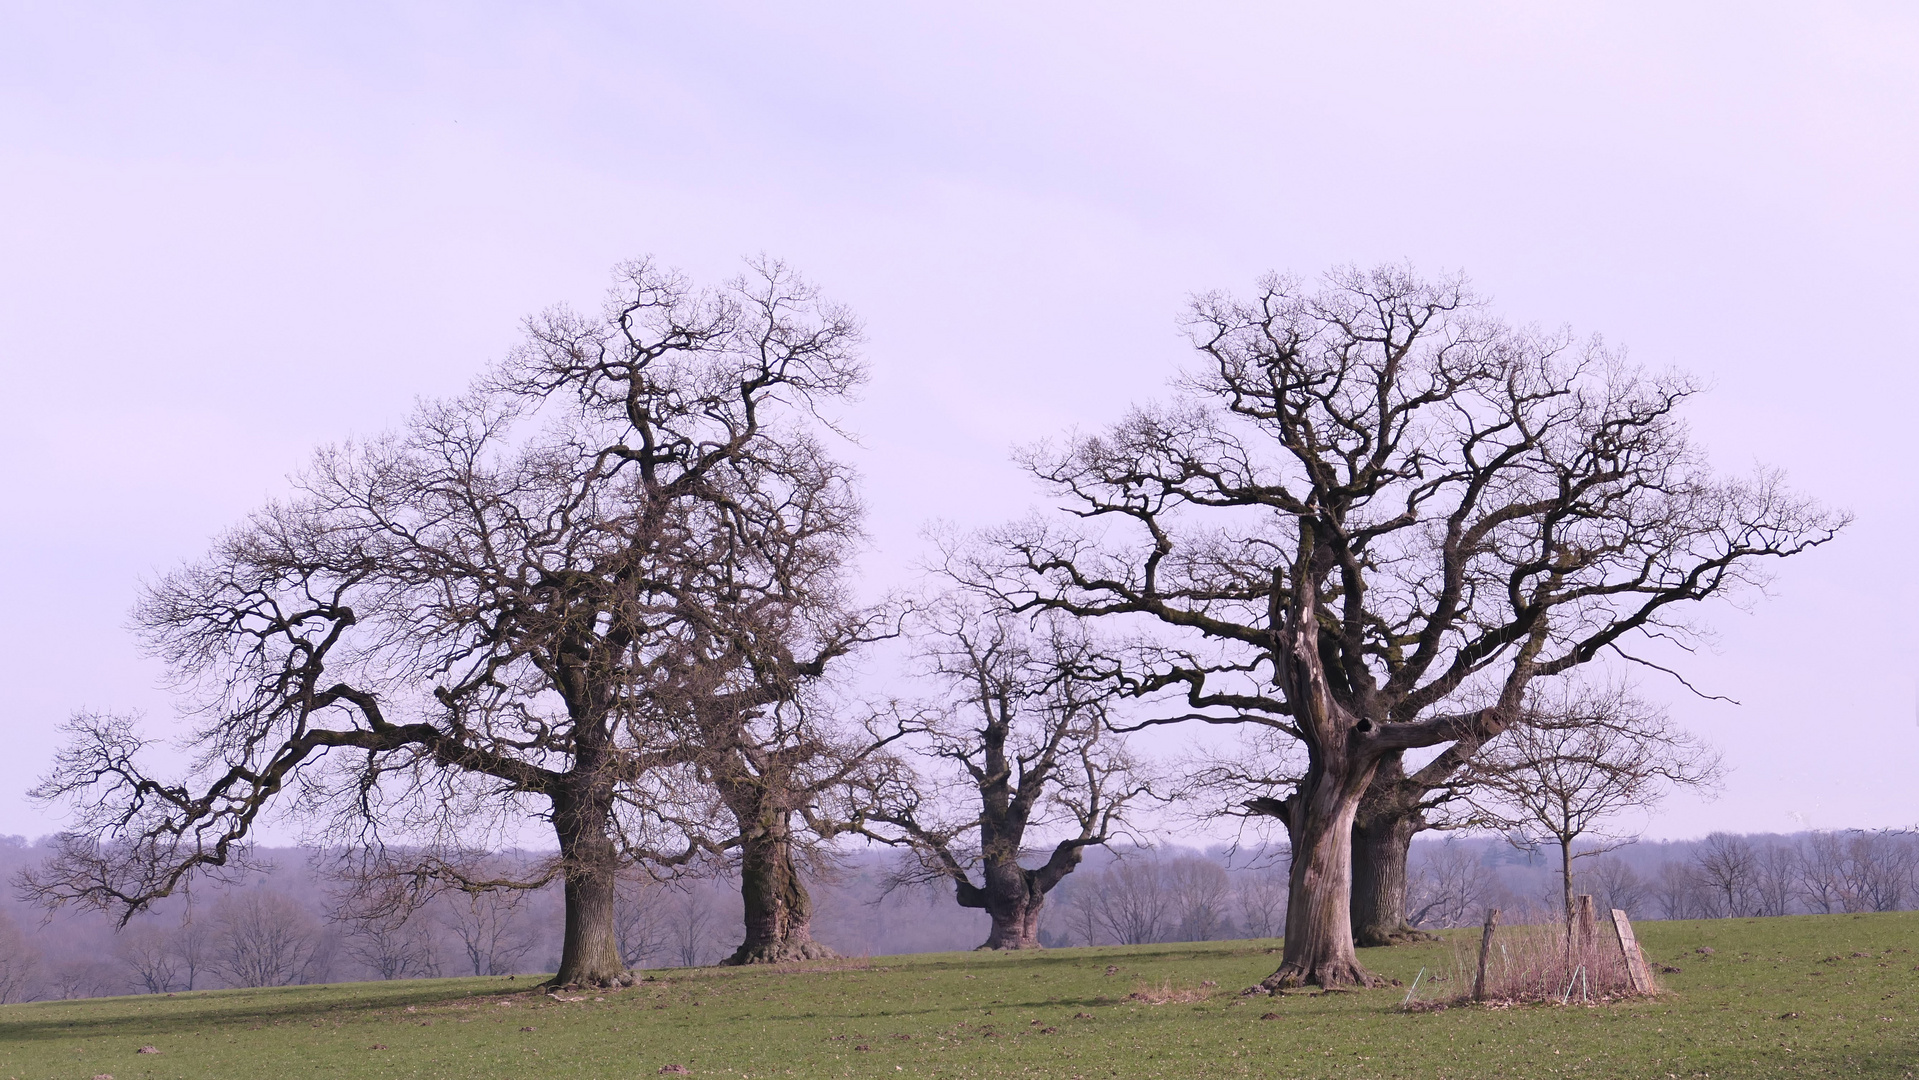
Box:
left=22, top=259, right=868, bottom=988
left=864, top=605, right=1148, bottom=950
left=1466, top=681, right=1719, bottom=921
left=966, top=267, right=1840, bottom=986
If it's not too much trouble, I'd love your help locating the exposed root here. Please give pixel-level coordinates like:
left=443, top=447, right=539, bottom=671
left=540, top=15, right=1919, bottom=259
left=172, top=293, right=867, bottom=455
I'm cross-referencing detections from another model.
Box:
left=1355, top=925, right=1439, bottom=947
left=1258, top=958, right=1388, bottom=991
left=541, top=970, right=636, bottom=991
left=722, top=938, right=840, bottom=966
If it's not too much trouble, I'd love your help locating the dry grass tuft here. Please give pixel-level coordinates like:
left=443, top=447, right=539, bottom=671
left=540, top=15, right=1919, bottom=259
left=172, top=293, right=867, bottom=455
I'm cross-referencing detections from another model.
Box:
left=1125, top=978, right=1215, bottom=1005
left=1408, top=914, right=1657, bottom=1008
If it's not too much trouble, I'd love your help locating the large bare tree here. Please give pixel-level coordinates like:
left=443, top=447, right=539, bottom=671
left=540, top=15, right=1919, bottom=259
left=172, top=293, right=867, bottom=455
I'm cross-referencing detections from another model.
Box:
left=863, top=604, right=1149, bottom=950
left=22, top=259, right=870, bottom=988
left=967, top=267, right=1840, bottom=987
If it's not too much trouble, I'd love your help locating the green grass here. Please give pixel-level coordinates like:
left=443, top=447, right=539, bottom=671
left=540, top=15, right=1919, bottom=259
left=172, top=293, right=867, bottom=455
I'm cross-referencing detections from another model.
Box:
left=3, top=913, right=1916, bottom=1079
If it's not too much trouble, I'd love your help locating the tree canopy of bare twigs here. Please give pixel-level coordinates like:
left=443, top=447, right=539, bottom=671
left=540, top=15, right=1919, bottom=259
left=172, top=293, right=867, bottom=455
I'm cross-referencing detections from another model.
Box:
left=959, top=266, right=1842, bottom=987
left=22, top=258, right=877, bottom=988
left=1465, top=680, right=1720, bottom=920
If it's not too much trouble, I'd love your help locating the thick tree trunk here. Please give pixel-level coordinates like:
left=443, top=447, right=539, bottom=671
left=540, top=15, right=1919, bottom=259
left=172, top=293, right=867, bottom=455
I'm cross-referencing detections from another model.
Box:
left=1259, top=780, right=1383, bottom=989
left=549, top=781, right=632, bottom=988
left=1350, top=757, right=1435, bottom=947
left=976, top=863, right=1046, bottom=950
left=1351, top=811, right=1426, bottom=946
left=724, top=819, right=836, bottom=965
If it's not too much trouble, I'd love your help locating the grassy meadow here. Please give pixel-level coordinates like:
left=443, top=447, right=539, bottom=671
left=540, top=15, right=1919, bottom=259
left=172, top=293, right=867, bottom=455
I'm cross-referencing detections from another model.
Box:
left=2, top=912, right=1915, bottom=1080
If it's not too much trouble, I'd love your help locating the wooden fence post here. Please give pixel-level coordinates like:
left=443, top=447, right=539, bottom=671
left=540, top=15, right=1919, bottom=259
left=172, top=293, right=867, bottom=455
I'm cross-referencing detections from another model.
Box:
left=1472, top=908, right=1501, bottom=1002
left=1611, top=909, right=1654, bottom=995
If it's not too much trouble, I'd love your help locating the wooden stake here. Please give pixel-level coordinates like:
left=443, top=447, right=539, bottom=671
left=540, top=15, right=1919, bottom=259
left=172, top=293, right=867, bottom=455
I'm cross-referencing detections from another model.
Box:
left=1611, top=909, right=1654, bottom=994
left=1472, top=908, right=1500, bottom=1002
left=1575, top=894, right=1597, bottom=957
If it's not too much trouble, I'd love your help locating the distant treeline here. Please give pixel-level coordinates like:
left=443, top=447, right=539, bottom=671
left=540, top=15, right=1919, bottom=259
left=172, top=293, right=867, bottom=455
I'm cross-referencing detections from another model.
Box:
left=3, top=828, right=1913, bottom=1003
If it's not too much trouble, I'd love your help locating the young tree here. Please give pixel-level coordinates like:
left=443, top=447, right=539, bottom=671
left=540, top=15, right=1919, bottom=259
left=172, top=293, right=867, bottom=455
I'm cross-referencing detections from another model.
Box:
left=1466, top=682, right=1719, bottom=922
left=22, top=260, right=870, bottom=989
left=966, top=268, right=1838, bottom=985
left=865, top=606, right=1149, bottom=950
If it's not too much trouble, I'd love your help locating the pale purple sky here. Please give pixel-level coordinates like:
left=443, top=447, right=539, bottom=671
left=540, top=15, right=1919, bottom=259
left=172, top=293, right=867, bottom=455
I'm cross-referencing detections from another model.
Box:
left=2, top=4, right=1914, bottom=841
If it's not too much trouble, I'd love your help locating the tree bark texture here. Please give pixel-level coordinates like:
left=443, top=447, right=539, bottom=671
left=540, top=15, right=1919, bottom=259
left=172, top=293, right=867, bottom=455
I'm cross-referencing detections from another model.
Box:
left=549, top=779, right=631, bottom=988
left=1350, top=807, right=1424, bottom=947
left=1349, top=753, right=1436, bottom=947
left=962, top=858, right=1059, bottom=950
left=724, top=814, right=835, bottom=965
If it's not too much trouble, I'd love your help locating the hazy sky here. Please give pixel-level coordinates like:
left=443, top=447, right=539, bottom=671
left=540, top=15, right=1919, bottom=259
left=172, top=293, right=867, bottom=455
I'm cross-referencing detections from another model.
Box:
left=2, top=3, right=1914, bottom=842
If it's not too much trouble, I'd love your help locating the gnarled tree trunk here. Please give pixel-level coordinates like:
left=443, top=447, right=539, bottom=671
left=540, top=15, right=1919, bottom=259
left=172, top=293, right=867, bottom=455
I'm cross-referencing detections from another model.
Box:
left=724, top=812, right=835, bottom=965
left=969, top=862, right=1049, bottom=950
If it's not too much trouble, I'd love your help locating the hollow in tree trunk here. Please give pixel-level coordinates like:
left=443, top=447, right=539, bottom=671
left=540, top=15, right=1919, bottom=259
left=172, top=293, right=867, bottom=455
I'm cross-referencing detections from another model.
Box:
left=549, top=780, right=632, bottom=988
left=724, top=815, right=836, bottom=965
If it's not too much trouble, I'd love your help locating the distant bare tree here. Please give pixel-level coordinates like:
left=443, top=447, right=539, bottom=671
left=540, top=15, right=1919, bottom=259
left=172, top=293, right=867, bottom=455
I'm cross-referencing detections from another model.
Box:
left=1059, top=878, right=1104, bottom=947
left=1407, top=839, right=1499, bottom=929
left=174, top=916, right=211, bottom=990
left=115, top=920, right=181, bottom=993
left=1168, top=856, right=1233, bottom=941
left=1585, top=856, right=1647, bottom=920
left=342, top=916, right=440, bottom=981
left=1092, top=858, right=1171, bottom=945
left=1652, top=860, right=1710, bottom=920
left=209, top=890, right=321, bottom=987
left=613, top=871, right=667, bottom=970
left=49, top=957, right=122, bottom=1000
left=1233, top=864, right=1289, bottom=939
left=443, top=887, right=538, bottom=977
left=1856, top=831, right=1916, bottom=912
left=0, top=912, right=40, bottom=1003
left=1693, top=833, right=1760, bottom=918
left=665, top=889, right=718, bottom=968
left=1468, top=682, right=1719, bottom=921
left=1752, top=841, right=1798, bottom=917
left=1798, top=831, right=1855, bottom=914
left=865, top=604, right=1149, bottom=950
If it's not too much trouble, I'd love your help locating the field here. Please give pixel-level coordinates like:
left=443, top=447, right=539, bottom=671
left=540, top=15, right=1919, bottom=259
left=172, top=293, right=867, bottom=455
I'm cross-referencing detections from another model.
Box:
left=3, top=913, right=1915, bottom=1080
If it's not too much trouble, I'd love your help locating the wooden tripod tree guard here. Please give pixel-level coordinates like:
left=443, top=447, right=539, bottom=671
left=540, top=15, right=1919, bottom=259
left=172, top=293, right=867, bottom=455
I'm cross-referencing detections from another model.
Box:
left=1472, top=908, right=1501, bottom=1001
left=1611, top=909, right=1655, bottom=994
